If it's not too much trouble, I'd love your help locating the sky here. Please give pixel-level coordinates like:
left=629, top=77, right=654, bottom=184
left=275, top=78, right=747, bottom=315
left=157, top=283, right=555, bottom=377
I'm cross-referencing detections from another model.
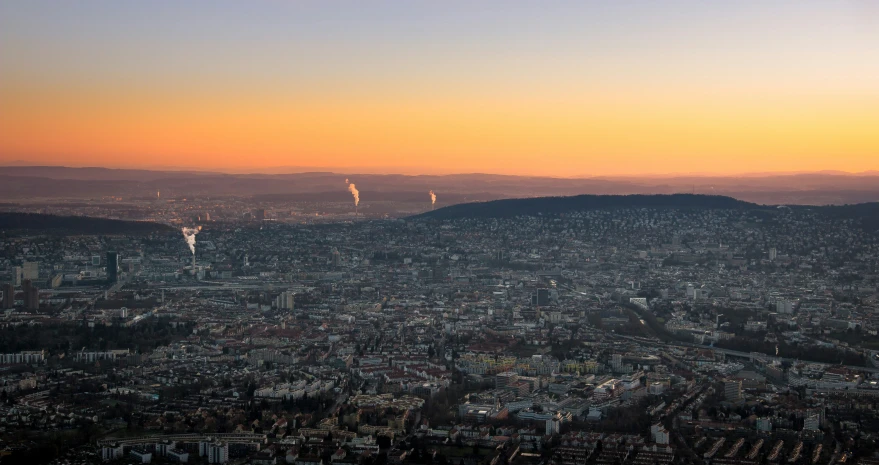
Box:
left=1, top=1, right=878, bottom=177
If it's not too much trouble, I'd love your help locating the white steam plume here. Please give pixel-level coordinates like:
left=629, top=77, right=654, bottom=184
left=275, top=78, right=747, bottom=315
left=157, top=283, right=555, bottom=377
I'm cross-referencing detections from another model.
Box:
left=182, top=226, right=201, bottom=255
left=347, top=181, right=360, bottom=206
left=429, top=190, right=436, bottom=207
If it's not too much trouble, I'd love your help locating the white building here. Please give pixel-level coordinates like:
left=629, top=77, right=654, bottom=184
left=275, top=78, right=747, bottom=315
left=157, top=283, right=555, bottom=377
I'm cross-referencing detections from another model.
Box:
left=101, top=444, right=124, bottom=461
left=650, top=424, right=670, bottom=444
left=545, top=415, right=561, bottom=435
left=156, top=441, right=176, bottom=456
left=0, top=351, right=45, bottom=365
left=167, top=449, right=189, bottom=463
left=208, top=442, right=228, bottom=464
left=130, top=448, right=152, bottom=463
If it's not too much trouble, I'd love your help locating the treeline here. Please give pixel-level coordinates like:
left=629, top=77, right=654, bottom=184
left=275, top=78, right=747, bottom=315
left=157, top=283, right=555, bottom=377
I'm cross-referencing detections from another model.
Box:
left=0, top=319, right=194, bottom=354
left=714, top=338, right=866, bottom=366
left=414, top=194, right=759, bottom=220
left=0, top=212, right=174, bottom=235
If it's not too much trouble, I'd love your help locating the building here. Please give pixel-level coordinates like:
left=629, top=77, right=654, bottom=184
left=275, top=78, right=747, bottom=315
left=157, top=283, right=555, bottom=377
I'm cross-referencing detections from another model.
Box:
left=168, top=449, right=189, bottom=463
left=107, top=251, right=119, bottom=283
left=804, top=413, right=820, bottom=431
left=0, top=351, right=45, bottom=365
left=756, top=417, right=772, bottom=432
left=546, top=415, right=561, bottom=435
left=769, top=247, right=777, bottom=261
left=101, top=444, right=124, bottom=461
left=156, top=441, right=176, bottom=456
left=130, top=448, right=152, bottom=463
left=724, top=379, right=742, bottom=402
left=208, top=442, right=228, bottom=464
left=776, top=300, right=794, bottom=314
left=2, top=283, right=13, bottom=309
left=496, top=371, right=519, bottom=389
left=648, top=382, right=665, bottom=395
left=611, top=354, right=623, bottom=372
left=75, top=349, right=130, bottom=363
left=531, top=288, right=550, bottom=307
left=651, top=424, right=670, bottom=444
left=22, top=261, right=39, bottom=281
left=22, top=279, right=38, bottom=310
left=276, top=291, right=296, bottom=310
left=200, top=439, right=229, bottom=464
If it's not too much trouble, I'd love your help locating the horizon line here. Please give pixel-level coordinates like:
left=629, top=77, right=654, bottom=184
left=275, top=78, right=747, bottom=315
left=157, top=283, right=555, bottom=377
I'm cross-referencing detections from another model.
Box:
left=2, top=161, right=879, bottom=179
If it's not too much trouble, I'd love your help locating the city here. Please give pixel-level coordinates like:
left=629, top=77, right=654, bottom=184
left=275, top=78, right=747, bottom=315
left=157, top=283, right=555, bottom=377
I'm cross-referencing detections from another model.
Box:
left=4, top=1, right=879, bottom=463
left=2, top=194, right=879, bottom=464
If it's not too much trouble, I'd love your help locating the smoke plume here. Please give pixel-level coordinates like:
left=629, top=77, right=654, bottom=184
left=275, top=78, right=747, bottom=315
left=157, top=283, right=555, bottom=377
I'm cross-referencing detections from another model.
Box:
left=429, top=190, right=436, bottom=206
left=347, top=181, right=360, bottom=206
left=182, top=226, right=201, bottom=255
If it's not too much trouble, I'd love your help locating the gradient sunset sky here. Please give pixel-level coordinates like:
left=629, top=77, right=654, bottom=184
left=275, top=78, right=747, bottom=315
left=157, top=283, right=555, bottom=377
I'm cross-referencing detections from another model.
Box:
left=2, top=1, right=878, bottom=176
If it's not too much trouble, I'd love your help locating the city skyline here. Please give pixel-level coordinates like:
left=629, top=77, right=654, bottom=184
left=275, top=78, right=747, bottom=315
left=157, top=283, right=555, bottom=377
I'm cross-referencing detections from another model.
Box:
left=2, top=1, right=879, bottom=177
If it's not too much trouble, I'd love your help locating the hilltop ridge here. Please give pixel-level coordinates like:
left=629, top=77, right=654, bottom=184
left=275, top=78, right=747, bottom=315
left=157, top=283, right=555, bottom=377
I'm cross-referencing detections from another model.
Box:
left=0, top=212, right=176, bottom=235
left=411, top=194, right=760, bottom=220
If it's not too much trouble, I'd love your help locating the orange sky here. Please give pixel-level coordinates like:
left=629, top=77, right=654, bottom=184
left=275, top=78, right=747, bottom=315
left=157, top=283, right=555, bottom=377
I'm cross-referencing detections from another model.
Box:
left=2, top=1, right=878, bottom=176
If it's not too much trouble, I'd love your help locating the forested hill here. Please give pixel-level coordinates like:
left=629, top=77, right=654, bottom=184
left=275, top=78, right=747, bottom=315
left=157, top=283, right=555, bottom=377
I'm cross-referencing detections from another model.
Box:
left=411, top=194, right=761, bottom=220
left=0, top=212, right=175, bottom=235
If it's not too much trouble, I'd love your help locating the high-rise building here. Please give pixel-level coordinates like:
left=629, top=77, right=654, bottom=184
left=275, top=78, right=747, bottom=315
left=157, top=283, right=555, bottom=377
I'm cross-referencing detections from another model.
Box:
left=776, top=300, right=794, bottom=314
left=531, top=288, right=550, bottom=307
left=2, top=283, right=14, bottom=309
left=22, top=279, right=38, bottom=310
left=12, top=266, right=22, bottom=286
left=199, top=441, right=228, bottom=464
left=769, top=247, right=777, bottom=261
left=22, top=262, right=39, bottom=281
left=254, top=209, right=266, bottom=221
left=546, top=415, right=561, bottom=435
left=724, top=379, right=742, bottom=401
left=611, top=354, right=623, bottom=372
left=804, top=413, right=820, bottom=431
left=650, top=423, right=670, bottom=444
left=107, top=251, right=119, bottom=283
left=276, top=291, right=295, bottom=310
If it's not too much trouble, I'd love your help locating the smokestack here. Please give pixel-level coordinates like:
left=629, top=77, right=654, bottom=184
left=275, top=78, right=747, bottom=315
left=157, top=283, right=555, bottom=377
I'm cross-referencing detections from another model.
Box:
left=192, top=253, right=196, bottom=274
left=182, top=226, right=201, bottom=257
left=346, top=179, right=360, bottom=214
left=429, top=190, right=436, bottom=210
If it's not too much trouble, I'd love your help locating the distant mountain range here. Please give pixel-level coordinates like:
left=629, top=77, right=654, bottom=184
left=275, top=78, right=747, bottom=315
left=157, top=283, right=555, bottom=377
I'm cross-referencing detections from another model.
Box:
left=2, top=165, right=879, bottom=205
left=0, top=212, right=175, bottom=235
